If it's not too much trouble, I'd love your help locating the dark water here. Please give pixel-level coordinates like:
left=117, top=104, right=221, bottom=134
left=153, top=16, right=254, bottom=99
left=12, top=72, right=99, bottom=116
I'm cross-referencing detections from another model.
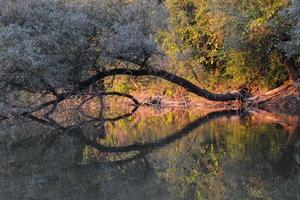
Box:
left=0, top=108, right=299, bottom=200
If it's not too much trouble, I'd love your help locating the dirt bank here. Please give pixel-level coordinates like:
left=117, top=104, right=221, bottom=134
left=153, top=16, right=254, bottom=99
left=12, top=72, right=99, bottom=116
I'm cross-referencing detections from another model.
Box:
left=129, top=81, right=300, bottom=114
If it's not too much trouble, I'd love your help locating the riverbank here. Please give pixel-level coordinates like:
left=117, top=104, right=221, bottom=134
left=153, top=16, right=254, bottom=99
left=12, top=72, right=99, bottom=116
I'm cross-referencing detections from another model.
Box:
left=127, top=81, right=300, bottom=114
left=254, top=81, right=300, bottom=114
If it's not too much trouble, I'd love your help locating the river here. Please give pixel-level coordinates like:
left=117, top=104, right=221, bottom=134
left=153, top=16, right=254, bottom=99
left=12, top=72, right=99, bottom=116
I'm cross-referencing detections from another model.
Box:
left=0, top=106, right=299, bottom=200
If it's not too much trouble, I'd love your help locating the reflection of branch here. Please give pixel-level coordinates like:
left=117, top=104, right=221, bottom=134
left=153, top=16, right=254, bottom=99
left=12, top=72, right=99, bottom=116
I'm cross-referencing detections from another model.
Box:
left=25, top=108, right=244, bottom=153
left=76, top=92, right=140, bottom=120
left=76, top=110, right=245, bottom=153
left=26, top=91, right=139, bottom=119
left=21, top=109, right=244, bottom=165
left=26, top=114, right=66, bottom=130
left=25, top=104, right=140, bottom=131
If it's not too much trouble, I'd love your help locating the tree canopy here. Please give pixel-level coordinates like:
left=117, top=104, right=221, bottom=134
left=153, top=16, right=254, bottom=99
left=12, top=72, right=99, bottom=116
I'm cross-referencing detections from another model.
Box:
left=0, top=0, right=166, bottom=92
left=0, top=0, right=299, bottom=114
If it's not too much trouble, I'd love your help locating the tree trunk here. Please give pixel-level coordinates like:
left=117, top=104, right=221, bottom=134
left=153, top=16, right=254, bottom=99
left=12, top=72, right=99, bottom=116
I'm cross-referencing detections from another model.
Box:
left=80, top=68, right=250, bottom=102
left=285, top=58, right=300, bottom=82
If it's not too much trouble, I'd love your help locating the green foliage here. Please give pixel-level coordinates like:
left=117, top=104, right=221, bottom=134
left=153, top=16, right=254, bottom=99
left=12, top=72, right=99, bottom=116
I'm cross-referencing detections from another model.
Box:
left=160, top=0, right=225, bottom=72
left=265, top=51, right=288, bottom=87
left=157, top=0, right=294, bottom=90
left=221, top=0, right=291, bottom=87
left=225, top=51, right=261, bottom=86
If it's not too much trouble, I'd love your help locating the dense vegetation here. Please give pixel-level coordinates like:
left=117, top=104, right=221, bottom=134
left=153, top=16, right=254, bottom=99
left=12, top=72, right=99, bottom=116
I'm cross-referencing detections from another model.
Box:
left=0, top=0, right=299, bottom=113
left=160, top=0, right=299, bottom=89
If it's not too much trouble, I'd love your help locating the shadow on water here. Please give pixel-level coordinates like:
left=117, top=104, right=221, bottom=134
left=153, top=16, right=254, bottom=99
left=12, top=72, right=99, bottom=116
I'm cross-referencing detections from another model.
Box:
left=0, top=107, right=299, bottom=200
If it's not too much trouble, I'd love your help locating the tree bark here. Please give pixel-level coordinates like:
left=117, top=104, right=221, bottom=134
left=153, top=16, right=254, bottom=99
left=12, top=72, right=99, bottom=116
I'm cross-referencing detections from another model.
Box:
left=80, top=68, right=249, bottom=102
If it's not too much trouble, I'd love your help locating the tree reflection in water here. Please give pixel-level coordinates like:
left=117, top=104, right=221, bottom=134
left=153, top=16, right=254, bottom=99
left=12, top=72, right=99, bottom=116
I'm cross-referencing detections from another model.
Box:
left=0, top=107, right=299, bottom=200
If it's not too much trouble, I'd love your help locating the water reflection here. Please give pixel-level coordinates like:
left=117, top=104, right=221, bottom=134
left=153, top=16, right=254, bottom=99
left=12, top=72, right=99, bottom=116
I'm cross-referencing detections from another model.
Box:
left=0, top=107, right=299, bottom=200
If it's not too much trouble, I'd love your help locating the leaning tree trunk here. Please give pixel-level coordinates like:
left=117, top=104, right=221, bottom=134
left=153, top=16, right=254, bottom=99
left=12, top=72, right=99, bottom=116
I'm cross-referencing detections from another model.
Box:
left=19, top=67, right=250, bottom=118
left=79, top=68, right=250, bottom=102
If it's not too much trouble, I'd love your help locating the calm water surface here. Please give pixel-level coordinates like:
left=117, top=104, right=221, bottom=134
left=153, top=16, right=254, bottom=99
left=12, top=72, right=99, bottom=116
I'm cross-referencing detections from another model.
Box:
left=0, top=107, right=299, bottom=200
